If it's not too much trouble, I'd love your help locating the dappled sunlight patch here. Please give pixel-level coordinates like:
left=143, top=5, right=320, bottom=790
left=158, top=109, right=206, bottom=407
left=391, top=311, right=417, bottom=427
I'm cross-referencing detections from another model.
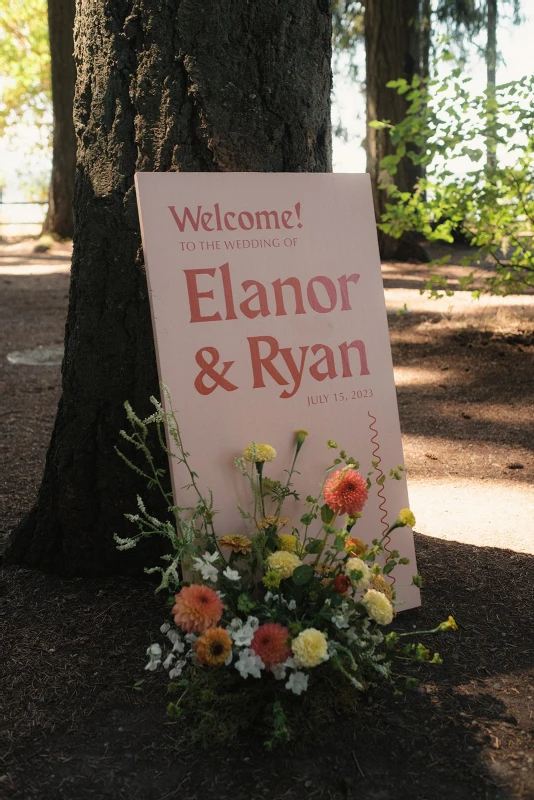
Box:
left=460, top=403, right=532, bottom=426
left=384, top=286, right=534, bottom=319
left=0, top=264, right=70, bottom=276
left=393, top=365, right=459, bottom=387
left=410, top=477, right=534, bottom=554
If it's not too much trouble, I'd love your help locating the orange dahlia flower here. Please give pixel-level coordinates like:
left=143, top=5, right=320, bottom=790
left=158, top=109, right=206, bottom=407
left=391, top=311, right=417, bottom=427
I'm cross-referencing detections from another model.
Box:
left=323, top=468, right=368, bottom=516
left=345, top=537, right=366, bottom=556
left=250, top=623, right=291, bottom=670
left=195, top=627, right=232, bottom=667
left=172, top=584, right=223, bottom=633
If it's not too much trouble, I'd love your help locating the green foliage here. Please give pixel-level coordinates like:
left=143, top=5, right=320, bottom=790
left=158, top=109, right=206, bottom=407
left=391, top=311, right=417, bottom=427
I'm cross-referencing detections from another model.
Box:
left=320, top=503, right=335, bottom=525
left=291, top=564, right=314, bottom=586
left=332, top=1, right=364, bottom=79
left=377, top=56, right=534, bottom=295
left=168, top=662, right=360, bottom=750
left=0, top=0, right=51, bottom=139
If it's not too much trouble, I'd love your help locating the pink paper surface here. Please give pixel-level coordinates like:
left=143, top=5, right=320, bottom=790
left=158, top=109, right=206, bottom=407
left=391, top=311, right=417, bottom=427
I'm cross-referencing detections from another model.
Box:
left=135, top=172, right=420, bottom=610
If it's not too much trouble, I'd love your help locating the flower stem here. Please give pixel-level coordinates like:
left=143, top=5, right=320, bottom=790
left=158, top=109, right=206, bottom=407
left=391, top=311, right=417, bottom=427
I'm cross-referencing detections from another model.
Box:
left=312, top=512, right=338, bottom=567
left=256, top=462, right=266, bottom=518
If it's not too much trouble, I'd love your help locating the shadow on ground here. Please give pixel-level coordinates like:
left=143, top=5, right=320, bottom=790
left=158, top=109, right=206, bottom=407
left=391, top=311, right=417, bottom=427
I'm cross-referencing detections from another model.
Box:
left=2, top=534, right=533, bottom=800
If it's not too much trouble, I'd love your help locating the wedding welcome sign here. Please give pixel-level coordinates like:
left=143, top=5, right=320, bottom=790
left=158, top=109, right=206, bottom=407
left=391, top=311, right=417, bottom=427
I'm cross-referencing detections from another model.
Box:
left=135, top=173, right=420, bottom=610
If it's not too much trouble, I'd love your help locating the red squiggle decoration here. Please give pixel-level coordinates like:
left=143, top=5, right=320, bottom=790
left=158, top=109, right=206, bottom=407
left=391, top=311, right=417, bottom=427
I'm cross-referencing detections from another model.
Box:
left=367, top=411, right=396, bottom=586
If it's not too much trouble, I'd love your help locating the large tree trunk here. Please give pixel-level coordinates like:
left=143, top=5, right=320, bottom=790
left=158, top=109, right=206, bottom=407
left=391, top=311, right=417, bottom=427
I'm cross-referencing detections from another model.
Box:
left=365, top=0, right=427, bottom=261
left=5, top=0, right=332, bottom=577
left=41, top=0, right=76, bottom=239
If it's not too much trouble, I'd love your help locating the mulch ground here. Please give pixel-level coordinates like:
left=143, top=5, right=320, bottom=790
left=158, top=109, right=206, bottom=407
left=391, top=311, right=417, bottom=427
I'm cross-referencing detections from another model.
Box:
left=1, top=242, right=533, bottom=799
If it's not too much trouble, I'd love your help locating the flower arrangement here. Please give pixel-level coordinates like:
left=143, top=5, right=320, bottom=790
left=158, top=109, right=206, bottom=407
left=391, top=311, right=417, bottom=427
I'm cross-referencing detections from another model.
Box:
left=115, top=388, right=457, bottom=748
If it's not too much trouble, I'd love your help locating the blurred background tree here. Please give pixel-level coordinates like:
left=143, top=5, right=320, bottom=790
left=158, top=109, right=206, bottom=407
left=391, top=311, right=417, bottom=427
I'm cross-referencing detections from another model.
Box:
left=332, top=0, right=524, bottom=258
left=0, top=0, right=75, bottom=238
left=0, top=0, right=50, bottom=136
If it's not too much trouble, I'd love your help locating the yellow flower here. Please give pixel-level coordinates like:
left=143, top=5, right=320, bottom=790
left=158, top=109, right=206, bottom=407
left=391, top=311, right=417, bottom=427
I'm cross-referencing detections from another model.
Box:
left=262, top=569, right=282, bottom=589
left=219, top=534, right=252, bottom=554
left=370, top=574, right=395, bottom=602
left=296, top=430, right=309, bottom=451
left=267, top=550, right=302, bottom=579
left=277, top=533, right=298, bottom=553
left=397, top=508, right=416, bottom=528
left=438, top=616, right=458, bottom=632
left=243, top=443, right=276, bottom=463
left=292, top=628, right=329, bottom=668
left=362, top=589, right=394, bottom=625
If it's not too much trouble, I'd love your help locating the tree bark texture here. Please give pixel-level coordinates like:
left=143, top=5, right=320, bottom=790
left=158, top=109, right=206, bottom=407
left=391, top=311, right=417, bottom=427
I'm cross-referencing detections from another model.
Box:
left=365, top=0, right=427, bottom=260
left=42, top=0, right=77, bottom=239
left=5, top=0, right=332, bottom=577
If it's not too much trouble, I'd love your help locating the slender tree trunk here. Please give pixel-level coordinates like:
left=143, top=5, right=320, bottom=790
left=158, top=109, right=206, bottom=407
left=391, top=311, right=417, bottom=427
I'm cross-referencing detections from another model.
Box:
left=420, top=0, right=432, bottom=82
left=486, top=0, right=498, bottom=168
left=419, top=0, right=432, bottom=197
left=365, top=0, right=428, bottom=261
left=41, top=0, right=76, bottom=239
left=5, top=0, right=332, bottom=577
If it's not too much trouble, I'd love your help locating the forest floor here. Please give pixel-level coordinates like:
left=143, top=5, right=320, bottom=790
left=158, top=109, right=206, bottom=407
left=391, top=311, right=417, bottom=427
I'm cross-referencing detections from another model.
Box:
left=1, top=238, right=533, bottom=800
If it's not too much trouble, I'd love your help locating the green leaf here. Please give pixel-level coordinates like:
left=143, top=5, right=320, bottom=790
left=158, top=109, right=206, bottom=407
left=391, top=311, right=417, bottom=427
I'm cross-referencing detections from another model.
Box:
left=321, top=504, right=335, bottom=524
left=333, top=536, right=347, bottom=551
left=237, top=593, right=256, bottom=612
left=383, top=561, right=396, bottom=575
left=292, top=565, right=315, bottom=586
left=368, top=119, right=391, bottom=130
left=305, top=538, right=323, bottom=554
left=166, top=702, right=182, bottom=719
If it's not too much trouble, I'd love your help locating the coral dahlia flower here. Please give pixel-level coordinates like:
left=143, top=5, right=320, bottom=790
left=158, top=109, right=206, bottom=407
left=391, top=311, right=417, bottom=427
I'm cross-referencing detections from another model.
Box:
left=250, top=623, right=291, bottom=670
left=195, top=627, right=232, bottom=667
left=172, top=584, right=223, bottom=634
left=323, top=468, right=368, bottom=516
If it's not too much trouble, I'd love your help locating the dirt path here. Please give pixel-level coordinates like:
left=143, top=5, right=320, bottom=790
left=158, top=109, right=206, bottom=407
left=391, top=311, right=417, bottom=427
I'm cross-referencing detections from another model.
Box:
left=1, top=240, right=533, bottom=800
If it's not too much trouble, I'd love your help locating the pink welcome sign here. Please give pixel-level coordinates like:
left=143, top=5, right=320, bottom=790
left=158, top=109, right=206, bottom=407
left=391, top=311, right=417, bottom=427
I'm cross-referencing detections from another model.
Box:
left=135, top=173, right=420, bottom=610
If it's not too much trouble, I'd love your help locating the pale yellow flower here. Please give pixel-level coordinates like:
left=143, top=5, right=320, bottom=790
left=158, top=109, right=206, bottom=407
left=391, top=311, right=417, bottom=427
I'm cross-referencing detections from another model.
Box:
left=344, top=557, right=371, bottom=589
left=292, top=628, right=329, bottom=668
left=362, top=589, right=394, bottom=625
left=267, top=550, right=302, bottom=579
left=243, top=443, right=276, bottom=463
